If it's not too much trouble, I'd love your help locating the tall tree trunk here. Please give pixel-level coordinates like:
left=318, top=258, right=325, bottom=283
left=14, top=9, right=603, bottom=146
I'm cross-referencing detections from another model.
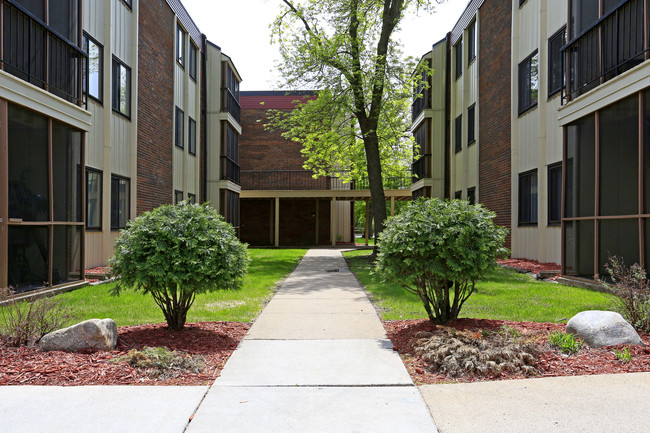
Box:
left=363, top=131, right=387, bottom=253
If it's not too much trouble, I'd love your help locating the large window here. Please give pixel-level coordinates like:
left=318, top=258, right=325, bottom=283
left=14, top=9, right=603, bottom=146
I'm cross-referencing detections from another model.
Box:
left=518, top=170, right=538, bottom=225
left=111, top=175, right=129, bottom=229
left=467, top=21, right=476, bottom=64
left=518, top=50, right=538, bottom=115
left=86, top=169, right=102, bottom=230
left=548, top=27, right=565, bottom=98
left=175, top=190, right=183, bottom=204
left=176, top=24, right=185, bottom=67
left=454, top=39, right=462, bottom=79
left=188, top=117, right=196, bottom=155
left=188, top=193, right=196, bottom=204
left=83, top=33, right=103, bottom=103
left=189, top=42, right=198, bottom=81
left=467, top=187, right=476, bottom=205
left=112, top=57, right=131, bottom=117
left=547, top=163, right=561, bottom=225
left=467, top=103, right=475, bottom=145
left=454, top=114, right=462, bottom=153
left=175, top=107, right=184, bottom=149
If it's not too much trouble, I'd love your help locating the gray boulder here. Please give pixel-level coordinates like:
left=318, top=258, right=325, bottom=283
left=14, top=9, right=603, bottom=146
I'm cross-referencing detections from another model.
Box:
left=566, top=311, right=643, bottom=348
left=38, top=318, right=118, bottom=352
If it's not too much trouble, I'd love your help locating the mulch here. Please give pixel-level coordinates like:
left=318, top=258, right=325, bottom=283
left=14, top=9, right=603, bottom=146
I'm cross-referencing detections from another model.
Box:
left=0, top=322, right=250, bottom=386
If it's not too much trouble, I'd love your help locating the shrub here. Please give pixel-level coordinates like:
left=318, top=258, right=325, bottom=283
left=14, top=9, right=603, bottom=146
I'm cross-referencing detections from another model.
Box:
left=548, top=331, right=583, bottom=354
left=375, top=198, right=508, bottom=324
left=0, top=288, right=75, bottom=346
left=601, top=256, right=650, bottom=332
left=116, top=346, right=205, bottom=379
left=110, top=202, right=250, bottom=330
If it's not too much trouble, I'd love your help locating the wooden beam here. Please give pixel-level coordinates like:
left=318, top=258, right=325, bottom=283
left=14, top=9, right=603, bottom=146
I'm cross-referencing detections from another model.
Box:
left=0, top=99, right=8, bottom=288
left=331, top=197, right=337, bottom=246
left=274, top=196, right=280, bottom=247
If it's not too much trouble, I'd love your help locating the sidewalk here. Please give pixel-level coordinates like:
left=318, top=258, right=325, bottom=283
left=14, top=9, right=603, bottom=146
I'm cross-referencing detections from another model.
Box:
left=185, top=248, right=438, bottom=432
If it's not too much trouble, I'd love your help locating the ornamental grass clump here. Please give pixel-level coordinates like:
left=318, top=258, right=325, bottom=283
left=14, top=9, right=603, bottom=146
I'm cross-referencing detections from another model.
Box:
left=375, top=198, right=508, bottom=324
left=110, top=202, right=249, bottom=331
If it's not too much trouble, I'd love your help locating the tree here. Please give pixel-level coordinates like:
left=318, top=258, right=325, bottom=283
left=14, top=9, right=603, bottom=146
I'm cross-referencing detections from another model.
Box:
left=375, top=199, right=509, bottom=324
left=270, top=0, right=438, bottom=246
left=109, top=202, right=250, bottom=330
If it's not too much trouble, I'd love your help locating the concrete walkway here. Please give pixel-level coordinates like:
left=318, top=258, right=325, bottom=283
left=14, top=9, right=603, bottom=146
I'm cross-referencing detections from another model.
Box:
left=185, top=248, right=438, bottom=432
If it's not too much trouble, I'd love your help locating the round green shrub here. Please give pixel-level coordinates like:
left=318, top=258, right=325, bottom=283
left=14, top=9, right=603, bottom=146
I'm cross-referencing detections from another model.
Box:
left=110, top=202, right=249, bottom=330
left=375, top=198, right=508, bottom=324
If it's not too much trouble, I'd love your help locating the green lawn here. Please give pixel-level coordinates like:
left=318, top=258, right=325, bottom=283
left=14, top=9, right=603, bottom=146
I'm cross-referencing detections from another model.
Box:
left=57, top=249, right=306, bottom=327
left=344, top=249, right=612, bottom=323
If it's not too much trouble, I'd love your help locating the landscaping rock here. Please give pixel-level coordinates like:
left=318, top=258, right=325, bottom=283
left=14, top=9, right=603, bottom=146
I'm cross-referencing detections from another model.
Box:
left=38, top=318, right=118, bottom=352
left=566, top=311, right=643, bottom=348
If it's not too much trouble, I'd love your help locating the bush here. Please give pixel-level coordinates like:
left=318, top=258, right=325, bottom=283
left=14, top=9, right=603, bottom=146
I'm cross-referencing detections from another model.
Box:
left=548, top=331, right=583, bottom=354
left=0, top=288, right=75, bottom=346
left=110, top=202, right=250, bottom=330
left=601, top=256, right=650, bottom=332
left=375, top=198, right=508, bottom=324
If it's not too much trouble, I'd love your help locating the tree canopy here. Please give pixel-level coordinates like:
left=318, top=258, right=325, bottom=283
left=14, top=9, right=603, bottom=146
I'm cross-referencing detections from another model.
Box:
left=270, top=0, right=440, bottom=243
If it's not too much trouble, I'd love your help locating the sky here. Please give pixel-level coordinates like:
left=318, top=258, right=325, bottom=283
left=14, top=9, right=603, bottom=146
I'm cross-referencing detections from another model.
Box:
left=181, top=0, right=470, bottom=91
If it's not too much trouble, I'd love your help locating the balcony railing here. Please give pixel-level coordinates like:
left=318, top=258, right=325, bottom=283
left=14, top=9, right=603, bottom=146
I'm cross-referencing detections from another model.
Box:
left=411, top=154, right=431, bottom=184
left=411, top=91, right=431, bottom=122
left=562, top=0, right=648, bottom=102
left=223, top=89, right=241, bottom=124
left=240, top=170, right=412, bottom=191
left=221, top=156, right=240, bottom=185
left=1, top=0, right=86, bottom=106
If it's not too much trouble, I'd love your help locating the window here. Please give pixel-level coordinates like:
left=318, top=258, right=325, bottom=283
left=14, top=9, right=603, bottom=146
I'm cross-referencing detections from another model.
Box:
left=111, top=175, right=129, bottom=229
left=467, top=104, right=475, bottom=145
left=454, top=114, right=462, bottom=153
left=121, top=0, right=132, bottom=8
left=518, top=51, right=539, bottom=115
left=188, top=117, right=196, bottom=155
left=176, top=24, right=185, bottom=67
left=455, top=190, right=462, bottom=200
left=86, top=169, right=102, bottom=229
left=467, top=21, right=476, bottom=64
left=175, top=107, right=184, bottom=149
left=467, top=187, right=476, bottom=205
left=188, top=193, right=196, bottom=204
left=548, top=27, right=566, bottom=97
left=189, top=42, right=198, bottom=81
left=548, top=163, right=562, bottom=225
left=112, top=57, right=131, bottom=117
left=83, top=33, right=103, bottom=103
left=454, top=39, right=463, bottom=79
left=175, top=190, right=183, bottom=204
left=518, top=170, right=538, bottom=225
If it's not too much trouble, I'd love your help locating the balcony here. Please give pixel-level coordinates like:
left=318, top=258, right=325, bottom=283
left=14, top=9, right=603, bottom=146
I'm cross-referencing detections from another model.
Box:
left=563, top=0, right=648, bottom=102
left=222, top=89, right=241, bottom=124
left=221, top=156, right=240, bottom=185
left=240, top=170, right=412, bottom=191
left=1, top=0, right=86, bottom=106
left=411, top=90, right=431, bottom=122
left=411, top=154, right=431, bottom=184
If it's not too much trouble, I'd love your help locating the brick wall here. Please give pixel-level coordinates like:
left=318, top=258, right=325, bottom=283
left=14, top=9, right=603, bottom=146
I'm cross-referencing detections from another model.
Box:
left=478, top=0, right=512, bottom=248
left=137, top=0, right=174, bottom=214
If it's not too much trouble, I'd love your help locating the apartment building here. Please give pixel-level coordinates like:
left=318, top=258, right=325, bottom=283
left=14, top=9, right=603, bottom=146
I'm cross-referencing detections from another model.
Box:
left=0, top=0, right=242, bottom=292
left=413, top=0, right=650, bottom=279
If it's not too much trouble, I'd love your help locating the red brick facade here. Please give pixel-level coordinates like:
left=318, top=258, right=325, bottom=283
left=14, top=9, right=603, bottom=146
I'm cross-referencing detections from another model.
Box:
left=478, top=0, right=512, bottom=248
left=137, top=0, right=174, bottom=214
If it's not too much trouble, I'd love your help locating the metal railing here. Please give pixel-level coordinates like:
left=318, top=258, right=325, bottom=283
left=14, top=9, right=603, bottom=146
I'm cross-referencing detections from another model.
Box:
left=221, top=156, right=240, bottom=185
left=411, top=154, right=431, bottom=184
left=562, top=0, right=648, bottom=102
left=223, top=89, right=241, bottom=123
left=1, top=0, right=86, bottom=106
left=412, top=92, right=430, bottom=122
left=240, top=170, right=412, bottom=191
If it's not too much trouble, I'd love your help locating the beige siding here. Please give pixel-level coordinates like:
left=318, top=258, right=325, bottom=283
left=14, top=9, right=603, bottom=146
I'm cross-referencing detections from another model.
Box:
left=173, top=147, right=185, bottom=190
left=110, top=115, right=132, bottom=176
left=84, top=232, right=105, bottom=268
left=85, top=102, right=104, bottom=169
left=335, top=201, right=352, bottom=243
left=82, top=0, right=104, bottom=42
left=111, top=0, right=134, bottom=62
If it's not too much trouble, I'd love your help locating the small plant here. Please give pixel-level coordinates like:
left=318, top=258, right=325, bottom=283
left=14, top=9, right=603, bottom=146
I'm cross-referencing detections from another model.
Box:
left=0, top=288, right=75, bottom=347
left=600, top=256, right=650, bottom=332
left=612, top=346, right=633, bottom=363
left=549, top=331, right=583, bottom=354
left=375, top=198, right=508, bottom=324
left=116, top=346, right=205, bottom=379
left=110, top=202, right=250, bottom=330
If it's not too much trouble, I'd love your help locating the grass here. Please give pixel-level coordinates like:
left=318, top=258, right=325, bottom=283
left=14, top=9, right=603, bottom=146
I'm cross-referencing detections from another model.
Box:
left=343, top=249, right=612, bottom=323
left=57, top=249, right=307, bottom=327
left=354, top=236, right=375, bottom=245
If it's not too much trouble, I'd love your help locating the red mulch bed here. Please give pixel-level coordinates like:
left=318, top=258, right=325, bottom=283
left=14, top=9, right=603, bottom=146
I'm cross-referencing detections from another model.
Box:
left=498, top=258, right=561, bottom=274
left=0, top=321, right=249, bottom=386
left=385, top=318, right=650, bottom=384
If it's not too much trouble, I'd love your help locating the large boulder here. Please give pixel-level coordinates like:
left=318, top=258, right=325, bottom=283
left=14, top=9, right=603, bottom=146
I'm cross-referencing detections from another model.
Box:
left=566, top=311, right=643, bottom=348
left=38, top=318, right=118, bottom=352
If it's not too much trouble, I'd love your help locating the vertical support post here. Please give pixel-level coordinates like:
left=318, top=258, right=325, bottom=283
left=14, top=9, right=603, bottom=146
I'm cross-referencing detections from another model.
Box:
left=639, top=92, right=645, bottom=267
left=47, top=119, right=53, bottom=286
left=331, top=196, right=337, bottom=247
left=594, top=111, right=600, bottom=278
left=274, top=196, right=280, bottom=247
left=0, top=99, right=8, bottom=288
left=315, top=199, right=319, bottom=245
left=364, top=199, right=370, bottom=246
left=390, top=196, right=395, bottom=217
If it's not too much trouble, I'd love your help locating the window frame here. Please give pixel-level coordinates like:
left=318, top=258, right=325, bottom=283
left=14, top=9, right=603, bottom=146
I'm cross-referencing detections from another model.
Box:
left=454, top=38, right=463, bottom=79
left=467, top=21, right=476, bottom=65
left=189, top=42, right=198, bottom=81
left=111, top=56, right=131, bottom=118
left=120, top=0, right=132, bottom=9
left=454, top=114, right=462, bottom=153
left=547, top=26, right=566, bottom=98
left=518, top=50, right=539, bottom=116
left=175, top=107, right=184, bottom=149
left=176, top=23, right=185, bottom=67
left=548, top=162, right=562, bottom=226
left=454, top=190, right=462, bottom=200
left=82, top=32, right=103, bottom=104
left=85, top=168, right=102, bottom=230
left=467, top=187, right=476, bottom=205
left=110, top=175, right=130, bottom=230
left=518, top=169, right=538, bottom=226
left=188, top=116, right=196, bottom=155
left=467, top=103, right=476, bottom=145
left=188, top=193, right=196, bottom=204
left=174, top=190, right=183, bottom=204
